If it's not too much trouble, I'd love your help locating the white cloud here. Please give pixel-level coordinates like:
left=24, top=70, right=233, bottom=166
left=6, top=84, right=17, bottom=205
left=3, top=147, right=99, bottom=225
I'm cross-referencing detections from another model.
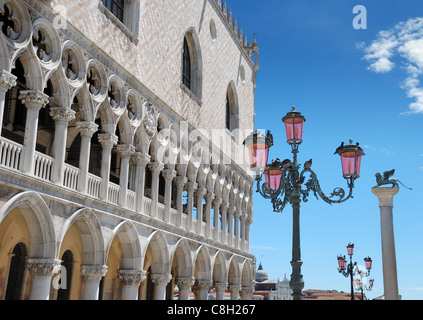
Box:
left=360, top=17, right=423, bottom=114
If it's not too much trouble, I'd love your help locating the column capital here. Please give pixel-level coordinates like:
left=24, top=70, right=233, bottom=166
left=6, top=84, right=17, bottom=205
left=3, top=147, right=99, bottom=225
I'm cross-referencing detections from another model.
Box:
left=176, top=277, right=195, bottom=290
left=162, top=169, right=177, bottom=181
left=372, top=187, right=399, bottom=207
left=174, top=176, right=188, bottom=186
left=50, top=107, right=76, bottom=123
left=228, top=284, right=241, bottom=292
left=186, top=181, right=198, bottom=191
left=213, top=282, right=228, bottom=291
left=213, top=198, right=222, bottom=207
left=98, top=133, right=118, bottom=148
left=81, top=265, right=108, bottom=281
left=77, top=121, right=98, bottom=137
left=195, top=187, right=208, bottom=198
left=0, top=70, right=16, bottom=92
left=151, top=273, right=172, bottom=286
left=205, top=192, right=215, bottom=201
left=132, top=152, right=150, bottom=167
left=149, top=161, right=164, bottom=173
left=192, top=280, right=213, bottom=291
left=116, top=144, right=136, bottom=158
left=228, top=206, right=236, bottom=215
left=27, top=258, right=61, bottom=277
left=18, top=90, right=49, bottom=109
left=118, top=270, right=146, bottom=287
left=239, top=285, right=254, bottom=296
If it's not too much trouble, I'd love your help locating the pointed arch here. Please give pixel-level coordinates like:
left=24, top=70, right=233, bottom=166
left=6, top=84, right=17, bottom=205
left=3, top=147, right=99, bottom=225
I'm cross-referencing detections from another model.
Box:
left=182, top=27, right=203, bottom=100
left=213, top=250, right=227, bottom=284
left=194, top=245, right=212, bottom=282
left=228, top=256, right=241, bottom=286
left=58, top=208, right=105, bottom=265
left=144, top=230, right=170, bottom=275
left=0, top=191, right=56, bottom=259
left=170, top=238, right=193, bottom=279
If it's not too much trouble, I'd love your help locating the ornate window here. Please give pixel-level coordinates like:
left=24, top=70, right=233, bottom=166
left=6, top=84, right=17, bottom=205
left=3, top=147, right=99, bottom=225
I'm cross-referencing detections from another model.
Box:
left=225, top=82, right=239, bottom=132
left=181, top=29, right=203, bottom=101
left=100, top=0, right=140, bottom=40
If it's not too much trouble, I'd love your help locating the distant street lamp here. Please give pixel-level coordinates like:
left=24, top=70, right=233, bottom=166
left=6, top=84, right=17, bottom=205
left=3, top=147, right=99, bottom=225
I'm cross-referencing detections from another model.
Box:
left=244, top=106, right=365, bottom=300
left=354, top=272, right=374, bottom=300
left=337, top=243, right=373, bottom=300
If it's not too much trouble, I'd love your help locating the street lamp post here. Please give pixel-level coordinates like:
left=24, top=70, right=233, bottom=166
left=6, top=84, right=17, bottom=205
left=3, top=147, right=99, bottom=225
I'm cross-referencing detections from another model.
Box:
left=354, top=273, right=374, bottom=300
left=244, top=106, right=365, bottom=300
left=337, top=243, right=373, bottom=300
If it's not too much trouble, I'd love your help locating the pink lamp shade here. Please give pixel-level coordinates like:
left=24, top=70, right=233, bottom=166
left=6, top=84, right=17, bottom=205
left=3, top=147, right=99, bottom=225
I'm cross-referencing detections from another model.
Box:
left=243, top=131, right=272, bottom=171
left=264, top=168, right=282, bottom=191
left=347, top=243, right=354, bottom=256
left=364, top=257, right=373, bottom=270
left=282, top=106, right=306, bottom=145
left=335, top=140, right=365, bottom=179
left=337, top=255, right=346, bottom=270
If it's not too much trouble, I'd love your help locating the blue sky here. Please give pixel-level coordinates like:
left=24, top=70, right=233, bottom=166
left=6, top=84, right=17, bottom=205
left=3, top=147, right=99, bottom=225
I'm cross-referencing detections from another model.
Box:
left=225, top=0, right=423, bottom=299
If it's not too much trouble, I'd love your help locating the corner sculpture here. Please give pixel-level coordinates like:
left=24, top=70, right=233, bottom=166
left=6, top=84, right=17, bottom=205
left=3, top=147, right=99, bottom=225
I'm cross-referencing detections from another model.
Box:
left=374, top=169, right=412, bottom=190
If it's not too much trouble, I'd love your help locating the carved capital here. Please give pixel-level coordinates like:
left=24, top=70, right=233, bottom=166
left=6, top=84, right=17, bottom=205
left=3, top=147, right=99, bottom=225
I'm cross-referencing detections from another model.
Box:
left=18, top=90, right=49, bottom=109
left=131, top=152, right=150, bottom=167
left=162, top=169, right=177, bottom=181
left=192, top=280, right=213, bottom=291
left=116, top=144, right=135, bottom=158
left=151, top=273, right=172, bottom=286
left=27, top=259, right=61, bottom=277
left=98, top=133, right=118, bottom=148
left=176, top=277, right=195, bottom=290
left=77, top=121, right=98, bottom=137
left=148, top=161, right=164, bottom=174
left=50, top=107, right=76, bottom=123
left=174, top=176, right=188, bottom=187
left=81, top=265, right=108, bottom=281
left=118, top=270, right=146, bottom=287
left=0, top=71, right=17, bottom=92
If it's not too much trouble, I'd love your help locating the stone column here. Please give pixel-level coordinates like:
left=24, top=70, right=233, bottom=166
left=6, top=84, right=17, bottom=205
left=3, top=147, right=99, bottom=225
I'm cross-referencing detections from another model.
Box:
left=195, top=187, right=207, bottom=234
left=81, top=265, right=108, bottom=300
left=174, top=176, right=187, bottom=227
left=76, top=121, right=98, bottom=193
left=234, top=210, right=241, bottom=249
left=98, top=133, right=118, bottom=201
left=240, top=213, right=246, bottom=251
left=50, top=107, right=76, bottom=184
left=220, top=202, right=229, bottom=244
left=213, top=198, right=222, bottom=240
left=245, top=217, right=253, bottom=251
left=0, top=70, right=16, bottom=136
left=151, top=273, right=172, bottom=300
left=214, top=282, right=227, bottom=300
left=176, top=277, right=194, bottom=300
left=204, top=192, right=214, bottom=237
left=227, top=206, right=235, bottom=246
left=116, top=144, right=135, bottom=207
left=239, top=286, right=253, bottom=300
left=149, top=162, right=164, bottom=218
left=118, top=270, right=146, bottom=300
left=192, top=280, right=212, bottom=300
left=228, top=284, right=240, bottom=300
left=372, top=187, right=400, bottom=300
left=132, top=152, right=150, bottom=213
left=27, top=258, right=61, bottom=300
left=18, top=90, right=49, bottom=174
left=162, top=169, right=177, bottom=223
left=185, top=182, right=197, bottom=231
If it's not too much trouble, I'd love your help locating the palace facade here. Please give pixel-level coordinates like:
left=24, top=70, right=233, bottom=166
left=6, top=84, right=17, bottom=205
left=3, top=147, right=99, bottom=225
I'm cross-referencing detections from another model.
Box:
left=0, top=0, right=258, bottom=300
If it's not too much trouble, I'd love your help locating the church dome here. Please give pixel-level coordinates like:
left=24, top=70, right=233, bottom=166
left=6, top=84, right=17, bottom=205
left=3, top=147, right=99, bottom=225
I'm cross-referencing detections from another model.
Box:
left=255, top=263, right=268, bottom=282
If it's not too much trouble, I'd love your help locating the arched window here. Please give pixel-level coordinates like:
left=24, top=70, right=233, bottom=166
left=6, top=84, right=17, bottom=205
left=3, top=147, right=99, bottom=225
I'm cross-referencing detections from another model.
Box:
left=181, top=30, right=202, bottom=100
left=225, top=82, right=239, bottom=132
left=57, top=250, right=74, bottom=300
left=182, top=37, right=191, bottom=90
left=5, top=242, right=27, bottom=300
left=102, top=0, right=124, bottom=22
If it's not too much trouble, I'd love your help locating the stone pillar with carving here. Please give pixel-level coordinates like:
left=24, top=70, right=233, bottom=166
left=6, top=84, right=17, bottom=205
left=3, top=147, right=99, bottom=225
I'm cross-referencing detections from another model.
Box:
left=0, top=70, right=16, bottom=136
left=239, top=285, right=253, bottom=300
left=192, top=280, right=212, bottom=300
left=117, top=144, right=135, bottom=207
left=213, top=198, right=222, bottom=240
left=228, top=284, right=240, bottom=300
left=195, top=187, right=207, bottom=234
left=214, top=282, right=227, bottom=300
left=176, top=277, right=195, bottom=300
left=118, top=270, right=146, bottom=300
left=174, top=176, right=187, bottom=227
left=220, top=202, right=229, bottom=244
left=18, top=90, right=49, bottom=174
left=162, top=169, right=177, bottom=223
left=234, top=209, right=241, bottom=249
left=151, top=273, right=172, bottom=300
left=50, top=107, right=76, bottom=184
left=98, top=133, right=118, bottom=201
left=27, top=258, right=61, bottom=300
left=204, top=192, right=215, bottom=237
left=76, top=121, right=98, bottom=193
left=185, top=181, right=198, bottom=231
left=81, top=265, right=108, bottom=300
left=132, top=152, right=150, bottom=213
left=372, top=186, right=400, bottom=300
left=227, top=206, right=236, bottom=246
left=149, top=162, right=164, bottom=218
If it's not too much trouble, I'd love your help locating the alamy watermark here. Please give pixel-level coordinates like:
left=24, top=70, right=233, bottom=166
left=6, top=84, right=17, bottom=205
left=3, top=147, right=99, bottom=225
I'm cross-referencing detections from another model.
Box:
left=353, top=5, right=367, bottom=30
